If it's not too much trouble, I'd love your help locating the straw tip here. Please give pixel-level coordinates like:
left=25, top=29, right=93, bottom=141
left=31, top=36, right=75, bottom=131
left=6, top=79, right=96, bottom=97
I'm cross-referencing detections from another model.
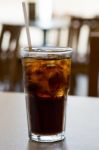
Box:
left=22, top=1, right=32, bottom=50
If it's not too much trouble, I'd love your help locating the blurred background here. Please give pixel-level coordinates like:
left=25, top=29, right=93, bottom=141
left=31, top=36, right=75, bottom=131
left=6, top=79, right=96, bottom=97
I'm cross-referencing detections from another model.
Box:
left=0, top=0, right=99, bottom=96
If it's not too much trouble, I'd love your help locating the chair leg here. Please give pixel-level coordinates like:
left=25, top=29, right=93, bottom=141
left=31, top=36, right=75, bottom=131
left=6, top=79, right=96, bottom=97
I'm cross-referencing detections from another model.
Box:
left=88, top=67, right=98, bottom=97
left=69, top=74, right=76, bottom=95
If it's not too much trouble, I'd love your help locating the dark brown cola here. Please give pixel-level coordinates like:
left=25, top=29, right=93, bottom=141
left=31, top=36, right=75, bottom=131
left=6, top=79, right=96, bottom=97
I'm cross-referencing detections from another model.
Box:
left=23, top=58, right=71, bottom=135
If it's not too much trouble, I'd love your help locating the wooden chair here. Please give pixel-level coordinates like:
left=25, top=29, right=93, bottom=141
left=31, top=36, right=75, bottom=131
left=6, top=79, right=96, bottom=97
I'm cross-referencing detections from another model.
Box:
left=0, top=24, right=23, bottom=91
left=68, top=17, right=90, bottom=94
left=67, top=16, right=84, bottom=52
left=88, top=33, right=99, bottom=96
left=69, top=17, right=99, bottom=96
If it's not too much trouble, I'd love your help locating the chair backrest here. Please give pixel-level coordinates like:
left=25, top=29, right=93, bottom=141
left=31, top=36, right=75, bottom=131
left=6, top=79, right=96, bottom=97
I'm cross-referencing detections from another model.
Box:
left=67, top=16, right=91, bottom=60
left=0, top=24, right=22, bottom=58
left=88, top=33, right=99, bottom=96
left=89, top=18, right=99, bottom=32
left=67, top=17, right=84, bottom=51
left=0, top=24, right=23, bottom=91
left=68, top=17, right=99, bottom=96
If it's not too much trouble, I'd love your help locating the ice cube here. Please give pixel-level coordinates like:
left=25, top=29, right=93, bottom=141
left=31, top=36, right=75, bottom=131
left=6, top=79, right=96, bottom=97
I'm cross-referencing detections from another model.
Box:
left=48, top=71, right=65, bottom=92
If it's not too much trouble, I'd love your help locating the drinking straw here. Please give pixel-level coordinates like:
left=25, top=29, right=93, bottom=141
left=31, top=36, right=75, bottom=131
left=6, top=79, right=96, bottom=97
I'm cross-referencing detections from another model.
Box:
left=22, top=2, right=32, bottom=51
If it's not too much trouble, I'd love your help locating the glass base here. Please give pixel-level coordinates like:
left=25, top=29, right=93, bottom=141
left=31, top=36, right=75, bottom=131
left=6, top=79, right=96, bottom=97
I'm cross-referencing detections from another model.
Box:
left=29, top=132, right=65, bottom=142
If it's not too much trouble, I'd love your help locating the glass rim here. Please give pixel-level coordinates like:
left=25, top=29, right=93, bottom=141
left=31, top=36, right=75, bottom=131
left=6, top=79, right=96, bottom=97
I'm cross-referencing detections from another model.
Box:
left=21, top=47, right=72, bottom=59
left=22, top=47, right=72, bottom=52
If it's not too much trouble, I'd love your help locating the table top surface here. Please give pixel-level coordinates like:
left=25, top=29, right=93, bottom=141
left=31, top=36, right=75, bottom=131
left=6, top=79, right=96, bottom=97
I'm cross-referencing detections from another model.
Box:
left=29, top=18, right=69, bottom=30
left=0, top=92, right=99, bottom=150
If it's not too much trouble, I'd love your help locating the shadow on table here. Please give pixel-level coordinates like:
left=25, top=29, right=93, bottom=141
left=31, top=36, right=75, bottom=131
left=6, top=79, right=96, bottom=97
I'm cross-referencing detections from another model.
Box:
left=27, top=140, right=67, bottom=150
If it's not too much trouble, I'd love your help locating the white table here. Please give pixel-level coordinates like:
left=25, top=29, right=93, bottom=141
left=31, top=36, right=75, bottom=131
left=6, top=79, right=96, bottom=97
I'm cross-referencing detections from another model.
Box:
left=0, top=92, right=99, bottom=150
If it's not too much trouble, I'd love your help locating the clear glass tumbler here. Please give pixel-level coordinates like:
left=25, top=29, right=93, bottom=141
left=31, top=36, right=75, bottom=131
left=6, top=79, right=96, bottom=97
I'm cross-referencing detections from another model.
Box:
left=21, top=47, right=72, bottom=142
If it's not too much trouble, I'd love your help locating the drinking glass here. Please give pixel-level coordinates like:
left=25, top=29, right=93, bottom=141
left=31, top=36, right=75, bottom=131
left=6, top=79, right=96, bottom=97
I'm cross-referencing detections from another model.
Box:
left=21, top=47, right=72, bottom=142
